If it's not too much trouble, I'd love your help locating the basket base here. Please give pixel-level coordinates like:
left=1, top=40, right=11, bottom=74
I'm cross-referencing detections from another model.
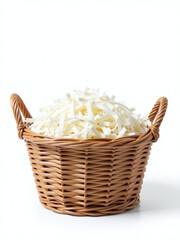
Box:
left=40, top=198, right=140, bottom=216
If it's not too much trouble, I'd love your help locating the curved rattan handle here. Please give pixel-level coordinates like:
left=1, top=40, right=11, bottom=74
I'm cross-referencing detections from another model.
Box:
left=10, top=93, right=32, bottom=139
left=148, top=97, right=168, bottom=142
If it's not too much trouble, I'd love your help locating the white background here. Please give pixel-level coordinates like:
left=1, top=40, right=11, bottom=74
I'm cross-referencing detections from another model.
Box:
left=1, top=0, right=180, bottom=239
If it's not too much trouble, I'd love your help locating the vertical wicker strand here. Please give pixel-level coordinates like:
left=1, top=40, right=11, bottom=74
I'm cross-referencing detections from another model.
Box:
left=84, top=148, right=88, bottom=208
left=125, top=145, right=139, bottom=206
left=107, top=147, right=115, bottom=206
left=58, top=146, right=65, bottom=212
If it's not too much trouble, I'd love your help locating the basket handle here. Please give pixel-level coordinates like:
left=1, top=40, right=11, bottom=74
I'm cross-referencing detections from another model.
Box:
left=148, top=97, right=168, bottom=142
left=10, top=93, right=32, bottom=139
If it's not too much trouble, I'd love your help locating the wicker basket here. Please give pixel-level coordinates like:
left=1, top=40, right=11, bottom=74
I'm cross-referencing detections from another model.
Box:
left=10, top=94, right=168, bottom=216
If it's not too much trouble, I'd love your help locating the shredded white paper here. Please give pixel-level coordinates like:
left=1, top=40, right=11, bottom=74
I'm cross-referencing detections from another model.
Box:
left=25, top=88, right=151, bottom=139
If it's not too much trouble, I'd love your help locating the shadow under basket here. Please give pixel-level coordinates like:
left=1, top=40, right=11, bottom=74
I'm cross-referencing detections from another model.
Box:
left=10, top=94, right=168, bottom=216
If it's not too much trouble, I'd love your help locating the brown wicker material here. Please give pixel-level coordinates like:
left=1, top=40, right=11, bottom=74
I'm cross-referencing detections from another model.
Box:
left=10, top=94, right=168, bottom=216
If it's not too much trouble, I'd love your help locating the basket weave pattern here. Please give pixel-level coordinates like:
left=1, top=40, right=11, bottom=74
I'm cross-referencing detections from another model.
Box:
left=10, top=94, right=168, bottom=216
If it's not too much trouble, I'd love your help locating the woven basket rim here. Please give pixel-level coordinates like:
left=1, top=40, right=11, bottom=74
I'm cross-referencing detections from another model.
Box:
left=22, top=124, right=153, bottom=146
